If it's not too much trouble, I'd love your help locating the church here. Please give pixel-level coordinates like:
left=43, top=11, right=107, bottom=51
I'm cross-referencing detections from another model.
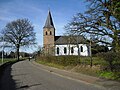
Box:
left=43, top=10, right=90, bottom=56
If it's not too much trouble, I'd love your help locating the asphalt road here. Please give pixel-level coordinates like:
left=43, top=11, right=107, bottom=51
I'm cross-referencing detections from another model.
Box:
left=0, top=60, right=105, bottom=90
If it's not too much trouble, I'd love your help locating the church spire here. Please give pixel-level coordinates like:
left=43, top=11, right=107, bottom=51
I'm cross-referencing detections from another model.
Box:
left=44, top=10, right=54, bottom=28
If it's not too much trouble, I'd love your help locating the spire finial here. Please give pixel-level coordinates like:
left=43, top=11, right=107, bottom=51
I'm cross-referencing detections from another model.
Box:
left=48, top=7, right=50, bottom=12
left=44, top=9, right=54, bottom=28
left=48, top=5, right=50, bottom=12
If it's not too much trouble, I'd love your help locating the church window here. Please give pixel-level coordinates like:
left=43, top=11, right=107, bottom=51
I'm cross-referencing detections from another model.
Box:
left=71, top=47, right=74, bottom=53
left=57, top=47, right=59, bottom=54
left=81, top=46, right=83, bottom=52
left=64, top=47, right=67, bottom=54
left=46, top=31, right=48, bottom=35
left=50, top=31, right=52, bottom=35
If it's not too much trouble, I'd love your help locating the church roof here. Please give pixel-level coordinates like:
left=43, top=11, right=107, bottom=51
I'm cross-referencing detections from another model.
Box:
left=55, top=36, right=86, bottom=45
left=44, top=10, right=54, bottom=28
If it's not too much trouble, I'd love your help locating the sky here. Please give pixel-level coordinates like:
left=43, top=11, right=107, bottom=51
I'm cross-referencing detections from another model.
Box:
left=0, top=0, right=88, bottom=53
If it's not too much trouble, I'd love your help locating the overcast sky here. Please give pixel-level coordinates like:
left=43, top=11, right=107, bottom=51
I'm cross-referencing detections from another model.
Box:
left=0, top=0, right=88, bottom=52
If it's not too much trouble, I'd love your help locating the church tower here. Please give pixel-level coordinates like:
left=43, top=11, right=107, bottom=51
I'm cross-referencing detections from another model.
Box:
left=43, top=10, right=55, bottom=55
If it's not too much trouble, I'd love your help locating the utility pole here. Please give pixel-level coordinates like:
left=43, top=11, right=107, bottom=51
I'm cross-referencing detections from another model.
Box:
left=76, top=27, right=81, bottom=64
left=2, top=36, right=4, bottom=64
left=90, top=36, right=92, bottom=68
left=2, top=49, right=4, bottom=64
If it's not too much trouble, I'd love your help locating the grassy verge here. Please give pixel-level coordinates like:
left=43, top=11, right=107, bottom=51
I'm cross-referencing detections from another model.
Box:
left=99, top=71, right=120, bottom=80
left=35, top=56, right=120, bottom=81
left=36, top=60, right=65, bottom=69
left=0, top=58, right=16, bottom=65
left=0, top=57, right=27, bottom=65
left=35, top=56, right=101, bottom=77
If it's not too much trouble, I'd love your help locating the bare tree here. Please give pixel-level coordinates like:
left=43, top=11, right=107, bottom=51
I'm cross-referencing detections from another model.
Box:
left=65, top=0, right=120, bottom=52
left=0, top=19, right=36, bottom=61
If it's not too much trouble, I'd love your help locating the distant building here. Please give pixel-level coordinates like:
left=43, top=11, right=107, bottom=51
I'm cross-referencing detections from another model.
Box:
left=43, top=10, right=90, bottom=56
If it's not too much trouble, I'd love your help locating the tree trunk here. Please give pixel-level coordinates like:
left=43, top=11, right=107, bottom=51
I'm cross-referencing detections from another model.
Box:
left=17, top=45, right=20, bottom=61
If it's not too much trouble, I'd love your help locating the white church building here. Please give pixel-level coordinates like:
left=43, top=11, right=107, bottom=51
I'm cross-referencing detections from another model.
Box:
left=43, top=10, right=90, bottom=56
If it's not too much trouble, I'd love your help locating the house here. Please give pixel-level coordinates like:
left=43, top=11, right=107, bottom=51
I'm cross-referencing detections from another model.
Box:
left=43, top=10, right=90, bottom=56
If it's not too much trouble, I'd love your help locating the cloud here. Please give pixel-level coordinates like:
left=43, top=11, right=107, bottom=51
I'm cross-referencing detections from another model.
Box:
left=0, top=0, right=88, bottom=52
left=0, top=16, right=12, bottom=22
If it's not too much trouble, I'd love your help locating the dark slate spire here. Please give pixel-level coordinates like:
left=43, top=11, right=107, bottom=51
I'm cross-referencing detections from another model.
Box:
left=44, top=10, right=54, bottom=28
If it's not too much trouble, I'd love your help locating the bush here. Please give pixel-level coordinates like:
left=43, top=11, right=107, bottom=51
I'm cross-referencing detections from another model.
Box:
left=97, top=52, right=120, bottom=72
left=100, top=71, right=120, bottom=80
left=36, top=56, right=81, bottom=66
left=37, top=55, right=105, bottom=67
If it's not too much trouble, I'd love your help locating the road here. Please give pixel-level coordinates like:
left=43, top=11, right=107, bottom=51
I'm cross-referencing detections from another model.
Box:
left=0, top=60, right=105, bottom=90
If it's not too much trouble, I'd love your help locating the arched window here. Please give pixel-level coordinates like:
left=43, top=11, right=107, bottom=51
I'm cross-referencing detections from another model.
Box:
left=57, top=47, right=59, bottom=54
left=64, top=47, right=67, bottom=54
left=50, top=31, right=52, bottom=35
left=71, top=47, right=74, bottom=53
left=46, top=31, right=48, bottom=35
left=81, top=46, right=83, bottom=52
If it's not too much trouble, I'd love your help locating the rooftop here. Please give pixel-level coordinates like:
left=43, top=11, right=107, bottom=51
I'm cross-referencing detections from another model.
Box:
left=44, top=10, right=54, bottom=28
left=55, top=35, right=86, bottom=45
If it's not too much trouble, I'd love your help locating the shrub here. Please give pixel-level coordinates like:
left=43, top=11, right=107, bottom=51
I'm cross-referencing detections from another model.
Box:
left=100, top=71, right=120, bottom=80
left=97, top=52, right=120, bottom=72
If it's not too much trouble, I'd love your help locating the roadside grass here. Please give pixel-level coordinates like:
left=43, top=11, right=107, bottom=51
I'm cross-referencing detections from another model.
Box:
left=0, top=58, right=16, bottom=65
left=36, top=56, right=102, bottom=77
left=0, top=57, right=27, bottom=65
left=70, top=65, right=100, bottom=77
left=35, top=55, right=120, bottom=81
left=36, top=60, right=65, bottom=69
left=99, top=71, right=120, bottom=80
